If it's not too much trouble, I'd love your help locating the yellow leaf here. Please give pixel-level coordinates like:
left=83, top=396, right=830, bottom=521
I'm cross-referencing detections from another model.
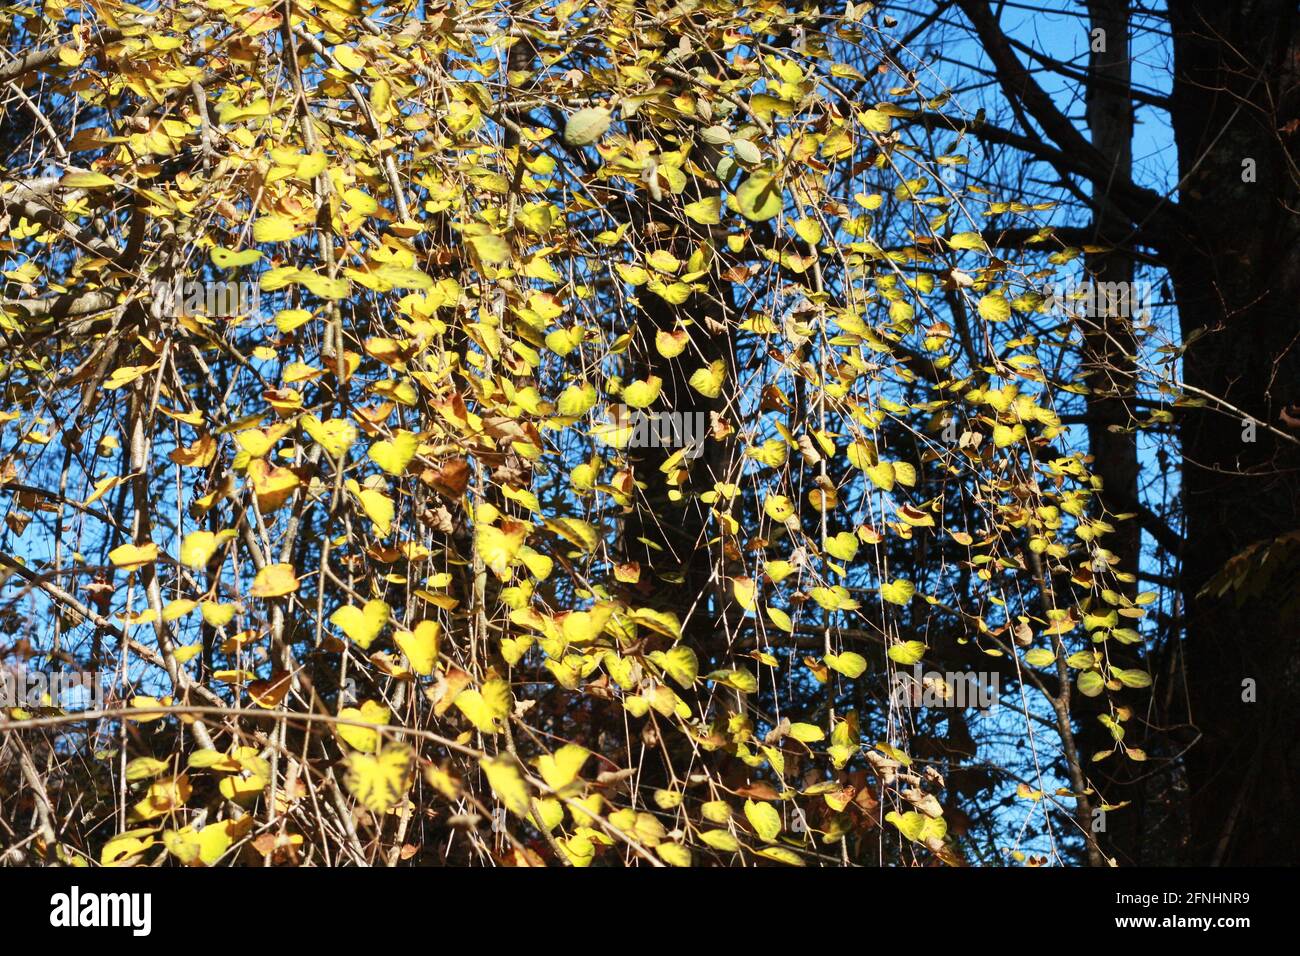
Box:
left=171, top=433, right=217, bottom=468
left=766, top=606, right=793, bottom=633
left=480, top=755, right=532, bottom=817
left=537, top=743, right=590, bottom=791
left=747, top=439, right=787, bottom=468
left=531, top=796, right=565, bottom=832
left=655, top=329, right=689, bottom=358
left=210, top=247, right=261, bottom=269
left=735, top=170, right=783, bottom=221
left=104, top=364, right=154, bottom=390
left=887, top=641, right=926, bottom=665
left=764, top=494, right=795, bottom=521
left=563, top=107, right=612, bottom=146
left=846, top=441, right=876, bottom=471
left=809, top=586, right=860, bottom=611
left=220, top=773, right=266, bottom=804
left=557, top=382, right=597, bottom=416
left=301, top=273, right=350, bottom=300
left=949, top=231, right=989, bottom=252
left=126, top=757, right=170, bottom=781
left=216, top=97, right=271, bottom=124
left=162, top=827, right=201, bottom=865
left=454, top=679, right=511, bottom=734
left=245, top=671, right=292, bottom=712
left=101, top=828, right=158, bottom=865
left=468, top=233, right=511, bottom=265
left=345, top=745, right=414, bottom=812
left=657, top=842, right=693, bottom=867
left=249, top=460, right=300, bottom=512
left=276, top=309, right=314, bottom=335
left=62, top=171, right=116, bottom=189
left=368, top=430, right=419, bottom=474
left=84, top=475, right=124, bottom=506
left=880, top=578, right=916, bottom=606
left=330, top=599, right=390, bottom=649
left=700, top=829, right=741, bottom=852
left=886, top=809, right=947, bottom=845
left=701, top=801, right=733, bottom=824
left=683, top=196, right=722, bottom=224
left=658, top=645, right=698, bottom=688
left=766, top=560, right=795, bottom=583
left=249, top=563, right=298, bottom=598
left=789, top=722, right=825, bottom=742
left=546, top=327, right=585, bottom=356
left=476, top=522, right=527, bottom=578
left=201, top=602, right=236, bottom=627
left=898, top=504, right=934, bottom=527
left=167, top=606, right=200, bottom=629
left=630, top=606, right=682, bottom=640
left=794, top=217, right=823, bottom=244
left=621, top=376, right=662, bottom=409
left=372, top=264, right=434, bottom=290
left=343, top=187, right=378, bottom=216
left=560, top=604, right=614, bottom=643
left=557, top=833, right=596, bottom=866
left=337, top=700, right=390, bottom=753
left=333, top=44, right=366, bottom=72
left=754, top=845, right=805, bottom=866
left=252, top=216, right=302, bottom=243
left=865, top=461, right=896, bottom=491
left=179, top=530, right=232, bottom=569
left=825, top=651, right=868, bottom=678
left=689, top=360, right=726, bottom=398
left=347, top=481, right=394, bottom=536
left=993, top=423, right=1024, bottom=448
left=646, top=252, right=683, bottom=277
left=131, top=773, right=192, bottom=821
left=302, top=415, right=357, bottom=457
left=743, top=799, right=782, bottom=842
left=544, top=516, right=600, bottom=553
left=237, top=427, right=282, bottom=457
left=127, top=695, right=172, bottom=723
left=732, top=575, right=757, bottom=610
left=109, top=542, right=158, bottom=570
left=297, top=152, right=328, bottom=179
left=978, top=294, right=1011, bottom=323
left=394, top=620, right=440, bottom=675
left=198, top=818, right=249, bottom=865
left=825, top=531, right=859, bottom=561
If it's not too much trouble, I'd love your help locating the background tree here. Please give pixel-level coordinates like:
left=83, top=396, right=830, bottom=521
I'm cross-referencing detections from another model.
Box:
left=886, top=0, right=1300, bottom=864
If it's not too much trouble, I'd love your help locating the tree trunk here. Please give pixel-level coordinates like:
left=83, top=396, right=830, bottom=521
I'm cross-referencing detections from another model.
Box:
left=1166, top=0, right=1300, bottom=865
left=1078, top=0, right=1146, bottom=865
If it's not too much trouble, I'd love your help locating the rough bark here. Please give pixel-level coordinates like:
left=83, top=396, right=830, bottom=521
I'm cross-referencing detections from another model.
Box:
left=1166, top=0, right=1300, bottom=865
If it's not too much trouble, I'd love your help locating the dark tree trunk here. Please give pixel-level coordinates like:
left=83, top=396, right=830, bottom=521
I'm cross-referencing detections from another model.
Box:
left=1076, top=0, right=1150, bottom=866
left=618, top=8, right=743, bottom=658
left=1166, top=0, right=1300, bottom=865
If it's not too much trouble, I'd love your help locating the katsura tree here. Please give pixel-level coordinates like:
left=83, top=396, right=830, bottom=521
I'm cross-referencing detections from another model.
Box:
left=0, top=0, right=1175, bottom=866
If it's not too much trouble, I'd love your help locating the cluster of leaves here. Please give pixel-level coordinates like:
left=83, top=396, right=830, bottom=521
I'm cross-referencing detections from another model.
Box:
left=0, top=0, right=1163, bottom=866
